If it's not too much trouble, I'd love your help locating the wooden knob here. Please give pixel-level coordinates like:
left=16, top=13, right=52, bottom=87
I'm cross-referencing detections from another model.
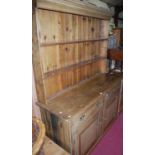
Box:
left=80, top=114, right=86, bottom=121
left=106, top=93, right=109, bottom=97
left=99, top=92, right=103, bottom=95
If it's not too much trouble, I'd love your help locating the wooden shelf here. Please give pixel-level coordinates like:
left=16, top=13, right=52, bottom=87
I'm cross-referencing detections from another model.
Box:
left=33, top=1, right=110, bottom=101
left=40, top=38, right=108, bottom=47
left=43, top=56, right=106, bottom=78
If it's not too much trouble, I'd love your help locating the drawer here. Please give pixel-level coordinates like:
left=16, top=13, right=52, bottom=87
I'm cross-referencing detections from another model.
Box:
left=72, top=97, right=104, bottom=131
left=105, top=85, right=120, bottom=107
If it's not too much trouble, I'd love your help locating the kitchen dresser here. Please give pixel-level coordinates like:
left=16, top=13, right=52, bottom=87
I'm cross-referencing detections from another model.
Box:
left=32, top=0, right=122, bottom=155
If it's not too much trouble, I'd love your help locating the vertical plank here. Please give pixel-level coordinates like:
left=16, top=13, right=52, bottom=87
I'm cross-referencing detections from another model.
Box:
left=87, top=42, right=91, bottom=60
left=77, top=66, right=81, bottom=83
left=103, top=20, right=109, bottom=38
left=72, top=44, right=76, bottom=65
left=92, top=18, right=96, bottom=39
left=100, top=40, right=108, bottom=57
left=84, top=42, right=88, bottom=61
left=92, top=61, right=95, bottom=75
left=65, top=45, right=70, bottom=66
left=67, top=44, right=75, bottom=65
left=78, top=43, right=82, bottom=62
left=93, top=41, right=97, bottom=58
left=85, top=64, right=88, bottom=79
left=61, top=71, right=67, bottom=89
left=78, top=16, right=84, bottom=40
left=37, top=9, right=51, bottom=43
left=83, top=16, right=88, bottom=40
left=94, top=18, right=98, bottom=39
left=32, top=10, right=46, bottom=104
left=40, top=46, right=59, bottom=73
left=44, top=74, right=61, bottom=98
left=88, top=17, right=93, bottom=40
left=74, top=43, right=79, bottom=63
left=83, top=65, right=86, bottom=80
left=81, top=43, right=85, bottom=62
left=100, top=20, right=104, bottom=39
left=96, top=19, right=100, bottom=39
left=53, top=12, right=63, bottom=42
left=50, top=11, right=58, bottom=42
left=59, top=44, right=65, bottom=68
left=59, top=12, right=65, bottom=42
left=72, top=67, right=76, bottom=85
left=99, top=59, right=108, bottom=73
left=59, top=44, right=74, bottom=68
left=95, top=61, right=100, bottom=74
left=87, top=63, right=91, bottom=78
left=91, top=42, right=96, bottom=59
left=89, top=63, right=93, bottom=77
left=96, top=41, right=100, bottom=57
left=67, top=69, right=74, bottom=87
left=64, top=13, right=72, bottom=42
left=72, top=15, right=78, bottom=41
left=64, top=45, right=68, bottom=67
left=80, top=66, right=84, bottom=81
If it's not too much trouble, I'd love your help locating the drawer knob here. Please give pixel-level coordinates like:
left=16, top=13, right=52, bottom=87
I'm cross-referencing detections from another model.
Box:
left=106, top=93, right=109, bottom=97
left=80, top=114, right=86, bottom=121
left=99, top=92, right=103, bottom=95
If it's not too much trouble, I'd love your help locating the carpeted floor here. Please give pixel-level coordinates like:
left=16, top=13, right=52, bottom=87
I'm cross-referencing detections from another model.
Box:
left=90, top=113, right=123, bottom=155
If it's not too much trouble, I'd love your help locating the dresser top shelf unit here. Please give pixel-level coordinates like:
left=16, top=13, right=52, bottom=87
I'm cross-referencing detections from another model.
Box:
left=38, top=73, right=122, bottom=120
left=33, top=1, right=111, bottom=103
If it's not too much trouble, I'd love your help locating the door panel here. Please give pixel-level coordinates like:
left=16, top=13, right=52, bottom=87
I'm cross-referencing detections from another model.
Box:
left=104, top=94, right=118, bottom=127
left=100, top=84, right=120, bottom=129
left=107, top=97, right=118, bottom=121
left=72, top=98, right=103, bottom=155
left=79, top=117, right=99, bottom=155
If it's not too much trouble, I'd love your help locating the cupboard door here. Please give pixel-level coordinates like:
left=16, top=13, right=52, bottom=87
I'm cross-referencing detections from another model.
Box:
left=104, top=96, right=118, bottom=127
left=72, top=98, right=103, bottom=155
left=103, top=86, right=120, bottom=127
left=79, top=116, right=99, bottom=155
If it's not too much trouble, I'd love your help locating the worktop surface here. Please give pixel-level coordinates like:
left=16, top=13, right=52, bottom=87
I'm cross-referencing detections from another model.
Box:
left=38, top=73, right=122, bottom=119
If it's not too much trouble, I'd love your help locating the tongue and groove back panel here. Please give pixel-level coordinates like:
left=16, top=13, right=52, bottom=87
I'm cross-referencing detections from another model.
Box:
left=34, top=5, right=110, bottom=102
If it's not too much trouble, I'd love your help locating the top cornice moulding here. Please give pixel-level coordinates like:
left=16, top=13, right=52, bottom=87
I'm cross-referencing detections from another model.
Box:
left=36, top=0, right=112, bottom=19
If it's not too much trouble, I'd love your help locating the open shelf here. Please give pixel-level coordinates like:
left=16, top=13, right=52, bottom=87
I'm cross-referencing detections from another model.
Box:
left=43, top=56, right=106, bottom=78
left=40, top=38, right=108, bottom=47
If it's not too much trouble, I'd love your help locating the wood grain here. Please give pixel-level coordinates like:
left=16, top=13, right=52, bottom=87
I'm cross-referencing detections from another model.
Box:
left=32, top=10, right=46, bottom=104
left=37, top=0, right=111, bottom=20
left=43, top=59, right=106, bottom=99
left=33, top=1, right=113, bottom=154
left=40, top=41, right=106, bottom=74
left=43, top=136, right=70, bottom=155
left=37, top=9, right=108, bottom=46
left=38, top=73, right=122, bottom=154
left=38, top=73, right=122, bottom=120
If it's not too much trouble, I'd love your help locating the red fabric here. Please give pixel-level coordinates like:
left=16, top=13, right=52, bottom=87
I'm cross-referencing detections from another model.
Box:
left=90, top=113, right=123, bottom=155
